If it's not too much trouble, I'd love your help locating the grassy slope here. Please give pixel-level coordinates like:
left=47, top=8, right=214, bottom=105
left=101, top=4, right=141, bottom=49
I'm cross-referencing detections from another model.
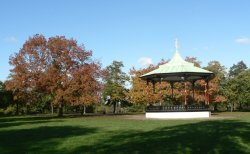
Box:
left=0, top=112, right=250, bottom=154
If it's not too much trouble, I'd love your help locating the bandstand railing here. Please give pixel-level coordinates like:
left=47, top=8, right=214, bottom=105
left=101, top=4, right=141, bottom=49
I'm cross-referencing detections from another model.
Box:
left=146, top=105, right=209, bottom=112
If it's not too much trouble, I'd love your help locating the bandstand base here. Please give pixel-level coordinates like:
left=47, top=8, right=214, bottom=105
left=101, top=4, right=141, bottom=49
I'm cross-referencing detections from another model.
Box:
left=145, top=111, right=210, bottom=119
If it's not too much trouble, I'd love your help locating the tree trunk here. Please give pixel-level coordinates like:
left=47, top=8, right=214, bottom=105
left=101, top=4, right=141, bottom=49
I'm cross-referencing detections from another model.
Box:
left=15, top=102, right=19, bottom=115
left=231, top=103, right=234, bottom=112
left=239, top=102, right=242, bottom=111
left=80, top=105, right=86, bottom=116
left=51, top=102, right=54, bottom=115
left=83, top=105, right=86, bottom=114
left=214, top=103, right=218, bottom=112
left=113, top=101, right=116, bottom=114
left=26, top=104, right=30, bottom=114
left=58, top=102, right=63, bottom=117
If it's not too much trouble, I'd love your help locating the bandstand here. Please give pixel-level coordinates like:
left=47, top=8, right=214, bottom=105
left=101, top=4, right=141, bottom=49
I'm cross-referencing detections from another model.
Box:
left=140, top=40, right=214, bottom=119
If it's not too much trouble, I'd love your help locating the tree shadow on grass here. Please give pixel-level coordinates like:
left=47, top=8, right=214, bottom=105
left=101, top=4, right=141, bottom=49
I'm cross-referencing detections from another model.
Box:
left=0, top=115, right=58, bottom=123
left=72, top=120, right=250, bottom=154
left=0, top=114, right=122, bottom=128
left=0, top=115, right=62, bottom=128
left=0, top=126, right=97, bottom=154
left=0, top=120, right=63, bottom=128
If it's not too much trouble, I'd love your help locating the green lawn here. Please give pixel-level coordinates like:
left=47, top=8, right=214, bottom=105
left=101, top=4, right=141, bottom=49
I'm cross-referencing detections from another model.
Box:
left=0, top=112, right=250, bottom=154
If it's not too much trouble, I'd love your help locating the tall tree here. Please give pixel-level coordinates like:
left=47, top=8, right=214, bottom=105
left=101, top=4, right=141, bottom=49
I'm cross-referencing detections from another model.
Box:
left=225, top=61, right=247, bottom=111
left=225, top=67, right=250, bottom=111
left=65, top=62, right=102, bottom=115
left=45, top=36, right=93, bottom=116
left=6, top=35, right=47, bottom=114
left=229, top=60, right=247, bottom=77
left=234, top=70, right=250, bottom=109
left=204, top=61, right=227, bottom=109
left=6, top=34, right=97, bottom=116
left=103, top=61, right=129, bottom=113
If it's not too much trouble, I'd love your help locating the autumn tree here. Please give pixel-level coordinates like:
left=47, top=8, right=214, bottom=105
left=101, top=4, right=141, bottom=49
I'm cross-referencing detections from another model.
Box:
left=128, top=65, right=159, bottom=105
left=6, top=35, right=46, bottom=114
left=204, top=61, right=227, bottom=110
left=128, top=59, right=173, bottom=106
left=6, top=34, right=99, bottom=116
left=184, top=57, right=203, bottom=103
left=65, top=62, right=102, bottom=115
left=103, top=61, right=129, bottom=113
left=46, top=36, right=96, bottom=116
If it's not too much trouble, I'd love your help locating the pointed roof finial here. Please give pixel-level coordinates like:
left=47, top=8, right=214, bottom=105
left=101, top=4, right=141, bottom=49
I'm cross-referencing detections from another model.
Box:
left=175, top=38, right=179, bottom=52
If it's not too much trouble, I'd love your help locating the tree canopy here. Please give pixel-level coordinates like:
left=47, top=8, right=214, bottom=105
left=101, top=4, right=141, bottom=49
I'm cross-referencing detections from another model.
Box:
left=2, top=34, right=250, bottom=114
left=225, top=61, right=249, bottom=111
left=103, top=61, right=129, bottom=113
left=229, top=61, right=247, bottom=77
left=6, top=34, right=102, bottom=116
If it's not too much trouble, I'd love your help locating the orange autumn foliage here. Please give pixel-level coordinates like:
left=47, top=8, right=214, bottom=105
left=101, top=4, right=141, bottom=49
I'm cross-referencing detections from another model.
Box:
left=6, top=34, right=102, bottom=116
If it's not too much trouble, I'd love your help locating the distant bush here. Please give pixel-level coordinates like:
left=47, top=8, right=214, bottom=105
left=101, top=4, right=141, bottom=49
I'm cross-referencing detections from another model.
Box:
left=216, top=103, right=228, bottom=111
left=0, top=108, right=4, bottom=115
left=241, top=104, right=250, bottom=111
left=95, top=105, right=105, bottom=114
left=4, top=106, right=15, bottom=115
left=86, top=105, right=95, bottom=113
left=209, top=102, right=228, bottom=112
left=126, top=104, right=145, bottom=113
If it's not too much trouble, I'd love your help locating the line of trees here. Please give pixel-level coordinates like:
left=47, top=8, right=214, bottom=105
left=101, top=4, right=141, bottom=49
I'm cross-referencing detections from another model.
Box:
left=1, top=34, right=250, bottom=116
left=128, top=59, right=250, bottom=112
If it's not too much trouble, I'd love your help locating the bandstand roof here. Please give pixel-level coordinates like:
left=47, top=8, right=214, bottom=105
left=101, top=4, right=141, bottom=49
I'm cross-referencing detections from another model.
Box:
left=140, top=40, right=214, bottom=82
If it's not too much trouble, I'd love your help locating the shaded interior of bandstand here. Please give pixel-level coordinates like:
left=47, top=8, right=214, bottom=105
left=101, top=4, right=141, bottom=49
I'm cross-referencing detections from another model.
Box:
left=145, top=75, right=213, bottom=112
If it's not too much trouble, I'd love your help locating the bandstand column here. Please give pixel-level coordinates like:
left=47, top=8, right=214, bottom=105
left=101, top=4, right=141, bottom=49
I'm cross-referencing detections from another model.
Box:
left=206, top=80, right=210, bottom=105
left=152, top=81, right=156, bottom=93
left=204, top=80, right=209, bottom=105
left=170, top=82, right=174, bottom=100
left=184, top=82, right=187, bottom=105
left=192, top=80, right=195, bottom=101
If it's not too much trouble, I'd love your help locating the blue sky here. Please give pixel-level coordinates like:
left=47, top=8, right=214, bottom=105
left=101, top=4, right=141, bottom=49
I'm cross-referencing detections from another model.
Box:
left=1, top=0, right=250, bottom=81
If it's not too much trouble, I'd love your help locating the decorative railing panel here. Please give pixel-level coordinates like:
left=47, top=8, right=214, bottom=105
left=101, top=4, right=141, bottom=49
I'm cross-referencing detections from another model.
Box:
left=146, top=105, right=209, bottom=112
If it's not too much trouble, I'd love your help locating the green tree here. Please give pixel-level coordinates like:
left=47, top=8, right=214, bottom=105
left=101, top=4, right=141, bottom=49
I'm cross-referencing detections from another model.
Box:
left=229, top=61, right=247, bottom=77
left=0, top=81, right=3, bottom=91
left=0, top=81, right=13, bottom=109
left=225, top=69, right=250, bottom=111
left=225, top=61, right=248, bottom=111
left=205, top=61, right=226, bottom=80
left=103, top=61, right=129, bottom=113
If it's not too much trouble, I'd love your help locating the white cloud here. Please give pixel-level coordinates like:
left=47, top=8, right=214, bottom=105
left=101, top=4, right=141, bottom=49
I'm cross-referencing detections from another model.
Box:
left=235, top=37, right=250, bottom=45
left=138, top=57, right=152, bottom=66
left=3, top=36, right=18, bottom=43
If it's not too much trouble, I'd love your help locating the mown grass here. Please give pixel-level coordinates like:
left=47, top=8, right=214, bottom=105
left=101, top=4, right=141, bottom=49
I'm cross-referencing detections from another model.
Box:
left=0, top=112, right=250, bottom=154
